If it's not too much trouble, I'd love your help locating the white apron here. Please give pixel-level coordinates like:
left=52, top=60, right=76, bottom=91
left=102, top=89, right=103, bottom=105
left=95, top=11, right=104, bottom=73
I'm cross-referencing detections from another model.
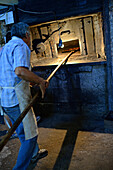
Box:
left=0, top=80, right=38, bottom=140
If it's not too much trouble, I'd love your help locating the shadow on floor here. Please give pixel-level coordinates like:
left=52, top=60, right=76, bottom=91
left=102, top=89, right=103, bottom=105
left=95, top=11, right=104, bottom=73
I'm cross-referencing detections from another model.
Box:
left=38, top=111, right=105, bottom=170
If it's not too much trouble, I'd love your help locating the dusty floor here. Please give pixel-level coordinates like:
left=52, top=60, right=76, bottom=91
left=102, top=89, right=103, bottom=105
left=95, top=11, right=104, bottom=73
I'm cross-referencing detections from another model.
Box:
left=0, top=114, right=113, bottom=170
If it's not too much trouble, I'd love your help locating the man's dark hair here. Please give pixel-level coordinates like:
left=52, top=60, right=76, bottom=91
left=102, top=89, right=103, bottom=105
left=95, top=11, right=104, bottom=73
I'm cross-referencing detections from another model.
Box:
left=11, top=22, right=29, bottom=38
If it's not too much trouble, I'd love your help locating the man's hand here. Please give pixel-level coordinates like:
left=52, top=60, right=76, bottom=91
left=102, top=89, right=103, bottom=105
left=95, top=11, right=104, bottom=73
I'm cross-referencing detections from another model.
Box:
left=39, top=80, right=49, bottom=99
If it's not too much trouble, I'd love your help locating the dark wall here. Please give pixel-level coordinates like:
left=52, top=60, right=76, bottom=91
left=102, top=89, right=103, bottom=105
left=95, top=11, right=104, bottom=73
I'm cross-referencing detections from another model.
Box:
left=31, top=61, right=107, bottom=120
left=17, top=0, right=103, bottom=25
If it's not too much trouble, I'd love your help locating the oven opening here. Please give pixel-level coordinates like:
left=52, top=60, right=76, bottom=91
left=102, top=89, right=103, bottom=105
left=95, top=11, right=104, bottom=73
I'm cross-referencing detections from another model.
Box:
left=57, top=39, right=80, bottom=54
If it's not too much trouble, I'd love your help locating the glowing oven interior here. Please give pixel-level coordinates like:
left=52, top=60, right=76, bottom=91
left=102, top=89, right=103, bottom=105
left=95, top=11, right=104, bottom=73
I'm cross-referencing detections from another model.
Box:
left=30, top=12, right=106, bottom=67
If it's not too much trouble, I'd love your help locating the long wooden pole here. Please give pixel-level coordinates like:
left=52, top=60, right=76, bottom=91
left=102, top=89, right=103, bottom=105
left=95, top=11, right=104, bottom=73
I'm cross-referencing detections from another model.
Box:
left=0, top=49, right=78, bottom=152
left=47, top=50, right=76, bottom=81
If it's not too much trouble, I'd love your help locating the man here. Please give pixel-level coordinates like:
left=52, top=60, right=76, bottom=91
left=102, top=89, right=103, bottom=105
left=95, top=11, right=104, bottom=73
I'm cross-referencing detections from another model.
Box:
left=0, top=22, right=49, bottom=170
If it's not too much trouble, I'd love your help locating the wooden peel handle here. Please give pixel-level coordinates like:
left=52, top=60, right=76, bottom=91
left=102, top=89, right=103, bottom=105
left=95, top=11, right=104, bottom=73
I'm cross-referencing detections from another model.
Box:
left=46, top=51, right=75, bottom=82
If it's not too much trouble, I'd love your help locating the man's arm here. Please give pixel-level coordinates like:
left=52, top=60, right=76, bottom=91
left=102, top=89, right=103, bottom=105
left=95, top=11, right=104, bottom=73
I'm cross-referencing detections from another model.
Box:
left=15, top=66, right=49, bottom=98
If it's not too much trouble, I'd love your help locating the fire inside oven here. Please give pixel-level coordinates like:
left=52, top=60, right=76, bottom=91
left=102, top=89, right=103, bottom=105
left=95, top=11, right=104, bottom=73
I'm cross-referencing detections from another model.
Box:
left=57, top=39, right=80, bottom=54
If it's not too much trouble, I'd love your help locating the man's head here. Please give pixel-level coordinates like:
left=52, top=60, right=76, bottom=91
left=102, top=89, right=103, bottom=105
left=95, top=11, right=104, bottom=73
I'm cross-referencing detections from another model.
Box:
left=11, top=22, right=30, bottom=47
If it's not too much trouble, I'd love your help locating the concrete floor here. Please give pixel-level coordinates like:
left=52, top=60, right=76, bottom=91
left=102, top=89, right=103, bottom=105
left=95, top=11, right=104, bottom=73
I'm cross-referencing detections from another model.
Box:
left=0, top=113, right=113, bottom=170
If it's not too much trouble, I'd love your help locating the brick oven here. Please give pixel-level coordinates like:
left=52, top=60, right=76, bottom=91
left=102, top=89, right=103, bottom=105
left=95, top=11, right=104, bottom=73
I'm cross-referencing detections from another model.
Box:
left=28, top=11, right=108, bottom=121
left=15, top=0, right=108, bottom=120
